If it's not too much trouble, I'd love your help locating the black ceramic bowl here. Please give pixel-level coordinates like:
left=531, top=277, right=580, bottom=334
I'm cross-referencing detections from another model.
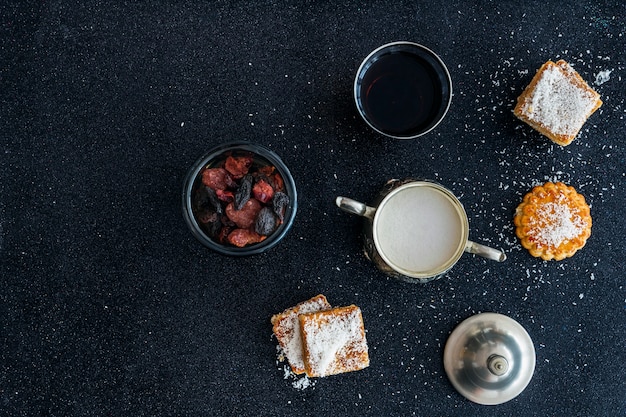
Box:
left=182, top=142, right=297, bottom=256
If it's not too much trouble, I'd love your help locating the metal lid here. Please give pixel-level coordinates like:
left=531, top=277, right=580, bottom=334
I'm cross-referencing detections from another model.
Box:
left=443, top=313, right=536, bottom=405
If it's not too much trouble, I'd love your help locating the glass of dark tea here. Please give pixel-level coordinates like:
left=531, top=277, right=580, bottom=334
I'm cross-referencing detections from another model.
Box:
left=354, top=42, right=452, bottom=139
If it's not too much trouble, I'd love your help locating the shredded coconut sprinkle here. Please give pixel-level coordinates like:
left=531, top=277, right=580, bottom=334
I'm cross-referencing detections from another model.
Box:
left=526, top=63, right=599, bottom=136
left=300, top=306, right=369, bottom=377
left=594, top=69, right=612, bottom=86
left=529, top=199, right=588, bottom=248
left=272, top=295, right=331, bottom=374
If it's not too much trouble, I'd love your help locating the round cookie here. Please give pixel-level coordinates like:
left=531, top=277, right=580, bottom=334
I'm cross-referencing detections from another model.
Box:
left=514, top=182, right=591, bottom=261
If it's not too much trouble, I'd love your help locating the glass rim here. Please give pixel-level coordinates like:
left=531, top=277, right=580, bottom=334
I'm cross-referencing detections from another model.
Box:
left=354, top=41, right=453, bottom=139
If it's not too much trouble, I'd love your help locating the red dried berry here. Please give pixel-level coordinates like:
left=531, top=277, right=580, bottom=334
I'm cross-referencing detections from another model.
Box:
left=216, top=189, right=234, bottom=203
left=258, top=165, right=275, bottom=177
left=225, top=198, right=262, bottom=229
left=224, top=155, right=253, bottom=179
left=227, top=228, right=266, bottom=247
left=202, top=168, right=236, bottom=191
left=271, top=173, right=284, bottom=192
left=253, top=179, right=274, bottom=204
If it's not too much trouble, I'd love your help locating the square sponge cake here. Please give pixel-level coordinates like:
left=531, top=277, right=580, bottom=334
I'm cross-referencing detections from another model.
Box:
left=299, top=305, right=369, bottom=377
left=513, top=60, right=602, bottom=146
left=271, top=294, right=331, bottom=374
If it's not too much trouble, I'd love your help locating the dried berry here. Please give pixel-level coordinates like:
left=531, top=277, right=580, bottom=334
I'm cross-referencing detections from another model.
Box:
left=226, top=198, right=262, bottom=229
left=202, top=168, right=236, bottom=191
left=258, top=165, right=275, bottom=177
left=217, top=223, right=234, bottom=244
left=198, top=210, right=221, bottom=237
left=271, top=173, right=284, bottom=192
left=206, top=187, right=224, bottom=213
left=227, top=228, right=266, bottom=247
left=235, top=174, right=253, bottom=210
left=220, top=215, right=236, bottom=227
left=196, top=208, right=219, bottom=224
left=253, top=179, right=274, bottom=204
left=225, top=155, right=253, bottom=179
left=216, top=189, right=234, bottom=203
left=192, top=185, right=211, bottom=211
left=272, top=191, right=290, bottom=221
left=255, top=207, right=278, bottom=235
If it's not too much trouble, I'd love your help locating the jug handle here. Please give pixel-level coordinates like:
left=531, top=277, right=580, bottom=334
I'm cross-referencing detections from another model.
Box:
left=336, top=197, right=377, bottom=220
left=465, top=240, right=506, bottom=262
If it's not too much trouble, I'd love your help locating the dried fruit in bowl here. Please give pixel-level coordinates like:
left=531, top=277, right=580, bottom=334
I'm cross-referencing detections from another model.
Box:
left=192, top=151, right=291, bottom=248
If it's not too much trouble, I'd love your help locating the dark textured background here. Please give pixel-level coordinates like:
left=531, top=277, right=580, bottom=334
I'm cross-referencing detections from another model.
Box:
left=1, top=1, right=625, bottom=416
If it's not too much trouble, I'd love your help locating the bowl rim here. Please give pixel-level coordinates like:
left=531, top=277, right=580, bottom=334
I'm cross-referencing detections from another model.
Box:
left=182, top=141, right=298, bottom=256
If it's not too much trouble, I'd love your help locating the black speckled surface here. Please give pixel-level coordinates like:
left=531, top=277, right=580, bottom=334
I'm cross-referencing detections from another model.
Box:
left=1, top=1, right=625, bottom=416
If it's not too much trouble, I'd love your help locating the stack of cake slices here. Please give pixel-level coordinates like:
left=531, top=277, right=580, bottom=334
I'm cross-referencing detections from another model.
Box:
left=271, top=294, right=369, bottom=378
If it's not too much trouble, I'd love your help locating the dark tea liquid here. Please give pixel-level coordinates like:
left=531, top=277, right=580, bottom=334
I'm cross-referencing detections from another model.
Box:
left=358, top=51, right=443, bottom=136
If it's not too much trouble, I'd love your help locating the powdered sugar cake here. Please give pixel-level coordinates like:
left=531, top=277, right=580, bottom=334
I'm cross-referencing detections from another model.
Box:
left=271, top=294, right=331, bottom=374
left=513, top=60, right=602, bottom=146
left=514, top=182, right=592, bottom=261
left=299, top=305, right=369, bottom=378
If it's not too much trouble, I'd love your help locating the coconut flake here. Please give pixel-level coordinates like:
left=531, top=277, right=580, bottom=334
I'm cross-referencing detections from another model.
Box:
left=594, top=69, right=612, bottom=86
left=526, top=64, right=599, bottom=136
left=300, top=306, right=369, bottom=377
left=529, top=195, right=588, bottom=248
left=272, top=295, right=331, bottom=374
